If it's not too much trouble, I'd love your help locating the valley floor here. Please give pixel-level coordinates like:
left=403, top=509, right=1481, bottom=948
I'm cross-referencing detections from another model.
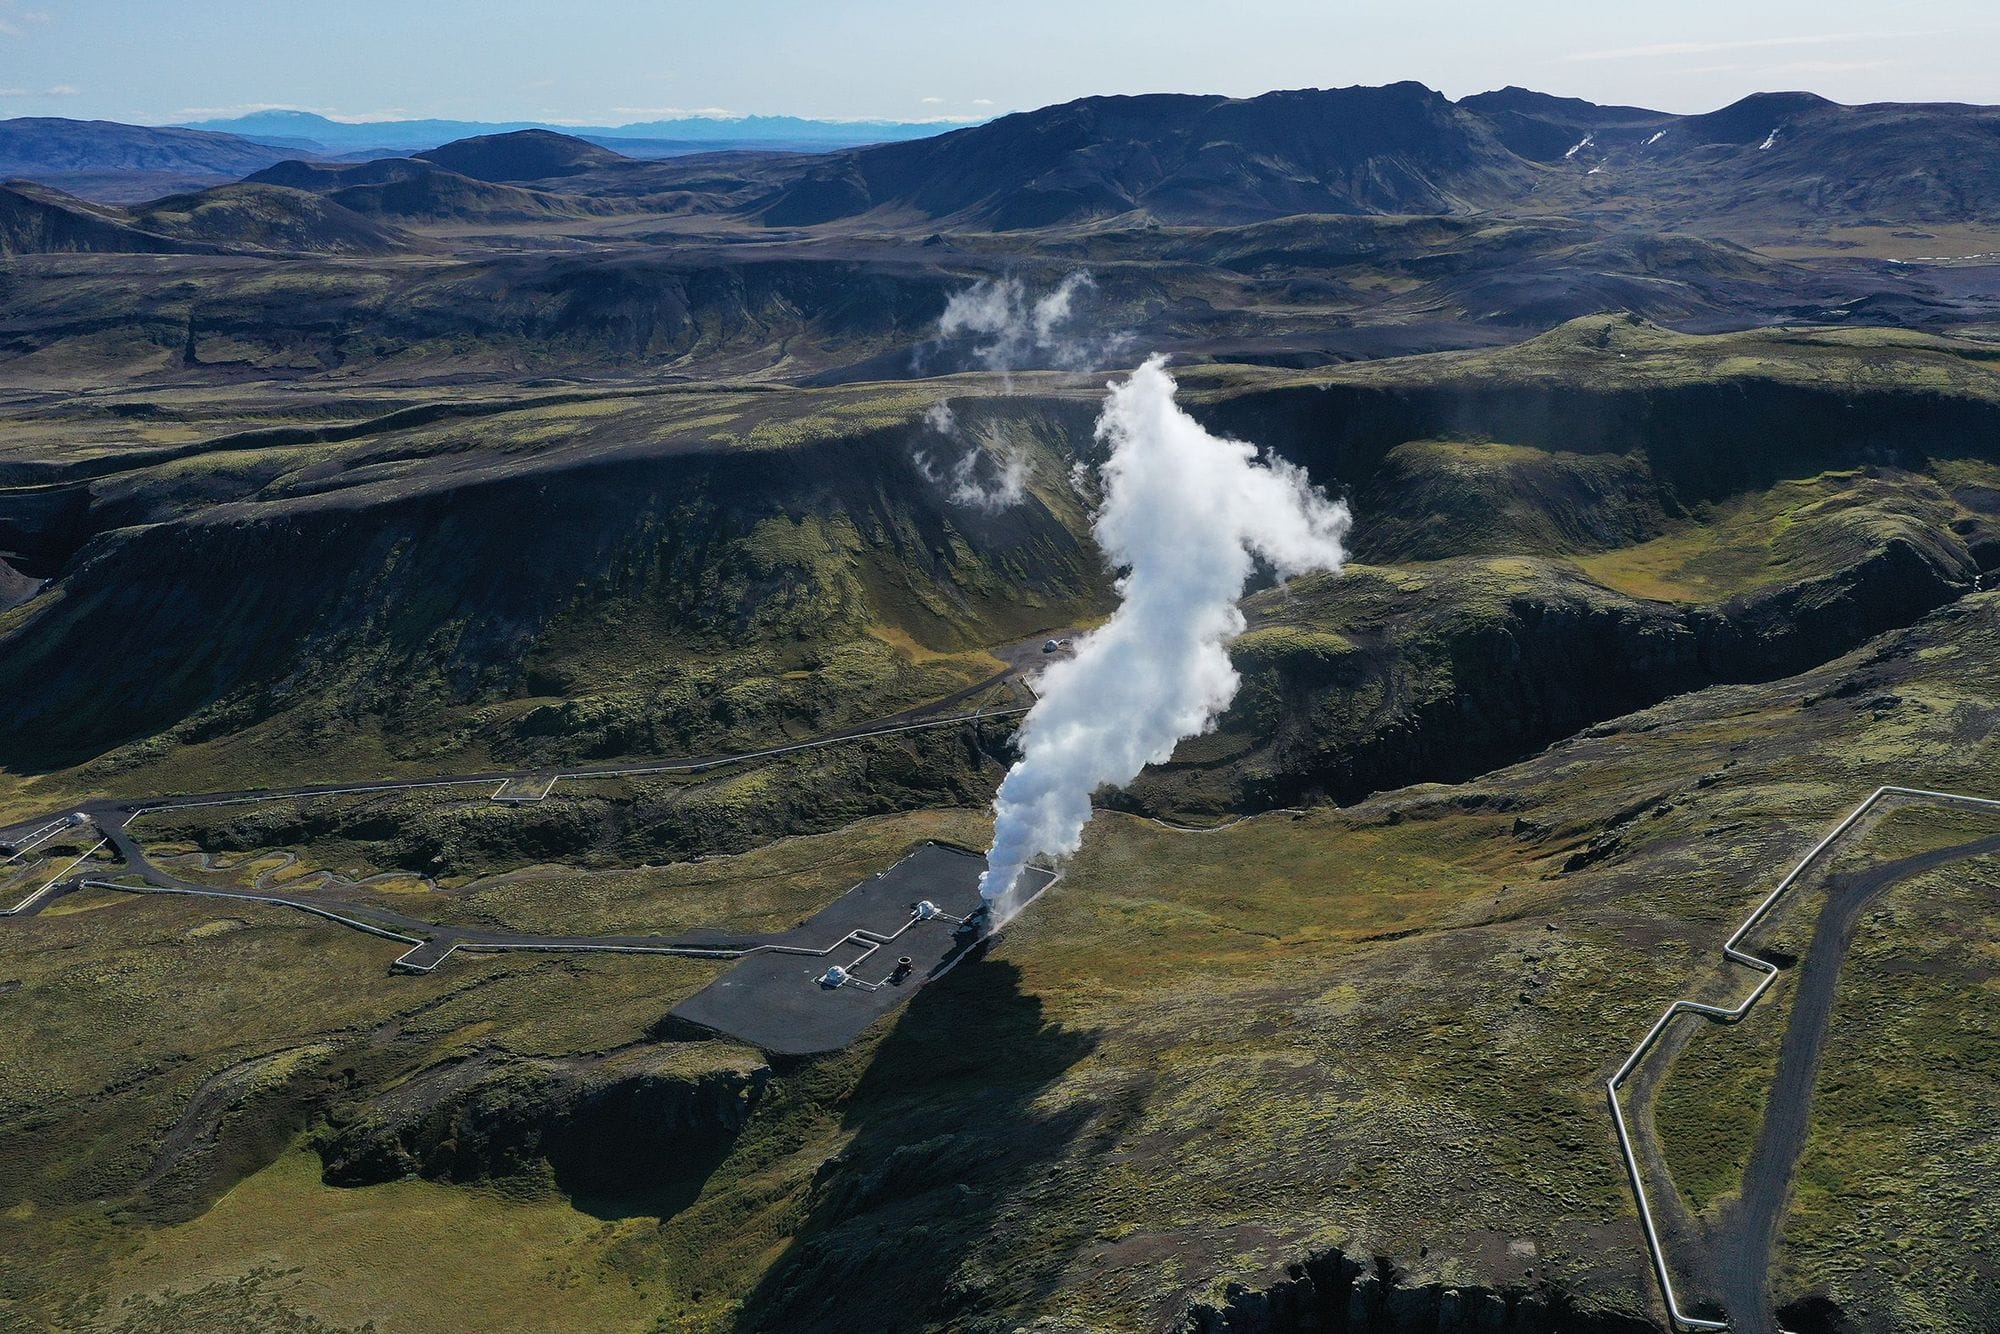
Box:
left=3, top=270, right=2000, bottom=1333
left=3, top=593, right=1998, bottom=1332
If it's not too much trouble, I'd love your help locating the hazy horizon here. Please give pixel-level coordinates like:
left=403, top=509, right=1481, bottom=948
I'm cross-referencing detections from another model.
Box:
left=0, top=0, right=1993, bottom=128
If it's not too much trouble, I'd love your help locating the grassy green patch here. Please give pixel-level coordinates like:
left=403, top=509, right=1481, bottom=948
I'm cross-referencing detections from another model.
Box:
left=1779, top=857, right=2000, bottom=1325
left=100, top=1149, right=665, bottom=1332
left=1570, top=469, right=1962, bottom=604
left=1650, top=988, right=1789, bottom=1216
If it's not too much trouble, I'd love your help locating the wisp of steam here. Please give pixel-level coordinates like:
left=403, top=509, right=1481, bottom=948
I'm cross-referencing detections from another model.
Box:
left=939, top=272, right=1096, bottom=383
left=914, top=401, right=1031, bottom=512
left=913, top=273, right=1111, bottom=513
left=978, top=355, right=1351, bottom=908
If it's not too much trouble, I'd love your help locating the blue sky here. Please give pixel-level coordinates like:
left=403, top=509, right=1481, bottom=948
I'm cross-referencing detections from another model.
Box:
left=0, top=0, right=1993, bottom=125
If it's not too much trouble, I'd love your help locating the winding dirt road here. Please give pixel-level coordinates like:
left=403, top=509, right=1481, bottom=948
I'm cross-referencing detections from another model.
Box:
left=1610, top=786, right=2000, bottom=1333
left=1704, top=827, right=2000, bottom=1333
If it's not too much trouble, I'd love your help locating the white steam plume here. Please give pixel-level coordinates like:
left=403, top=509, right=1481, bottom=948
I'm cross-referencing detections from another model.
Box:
left=936, top=271, right=1103, bottom=385
left=978, top=356, right=1351, bottom=907
left=1030, top=272, right=1090, bottom=346
left=914, top=273, right=1126, bottom=511
left=914, top=400, right=1031, bottom=512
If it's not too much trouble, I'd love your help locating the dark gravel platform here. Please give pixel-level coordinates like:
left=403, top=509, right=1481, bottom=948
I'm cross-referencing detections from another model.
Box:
left=670, top=842, right=1056, bottom=1055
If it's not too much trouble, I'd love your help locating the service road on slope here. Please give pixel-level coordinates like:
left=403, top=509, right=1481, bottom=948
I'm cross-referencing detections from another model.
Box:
left=1610, top=785, right=2000, bottom=1333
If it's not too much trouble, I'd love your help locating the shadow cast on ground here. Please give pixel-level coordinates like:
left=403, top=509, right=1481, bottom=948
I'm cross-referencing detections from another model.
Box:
left=734, top=953, right=1102, bottom=1334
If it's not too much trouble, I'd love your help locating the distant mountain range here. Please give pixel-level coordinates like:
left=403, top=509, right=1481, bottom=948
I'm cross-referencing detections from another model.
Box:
left=5, top=82, right=2000, bottom=238
left=758, top=82, right=1536, bottom=227
left=174, top=108, right=966, bottom=156
left=0, top=111, right=964, bottom=203
left=0, top=118, right=303, bottom=179
left=748, top=82, right=2000, bottom=232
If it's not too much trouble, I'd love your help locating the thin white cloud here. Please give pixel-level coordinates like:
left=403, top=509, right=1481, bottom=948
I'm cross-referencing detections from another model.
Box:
left=1567, top=29, right=1942, bottom=61
left=1677, top=58, right=1899, bottom=76
left=0, top=6, right=50, bottom=39
left=45, top=83, right=77, bottom=95
left=972, top=98, right=995, bottom=106
left=607, top=105, right=979, bottom=125
left=920, top=96, right=945, bottom=104
left=171, top=103, right=292, bottom=120
left=610, top=105, right=742, bottom=120
left=170, top=103, right=413, bottom=123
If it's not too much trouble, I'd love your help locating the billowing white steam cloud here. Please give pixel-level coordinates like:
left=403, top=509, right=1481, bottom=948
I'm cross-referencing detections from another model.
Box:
left=978, top=356, right=1351, bottom=907
left=937, top=271, right=1101, bottom=384
left=914, top=401, right=1031, bottom=512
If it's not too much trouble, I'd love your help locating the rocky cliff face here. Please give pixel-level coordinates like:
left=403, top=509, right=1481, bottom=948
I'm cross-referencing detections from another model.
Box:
left=318, top=1045, right=768, bottom=1195
left=1128, top=526, right=1974, bottom=818
left=0, top=412, right=1103, bottom=773
left=1118, top=361, right=1996, bottom=818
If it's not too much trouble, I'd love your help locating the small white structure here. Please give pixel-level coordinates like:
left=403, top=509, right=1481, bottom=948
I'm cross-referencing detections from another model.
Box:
left=914, top=900, right=940, bottom=920
left=818, top=965, right=849, bottom=989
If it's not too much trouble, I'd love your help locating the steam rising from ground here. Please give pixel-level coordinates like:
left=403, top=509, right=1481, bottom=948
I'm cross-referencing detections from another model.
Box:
left=939, top=272, right=1097, bottom=383
left=913, top=272, right=1117, bottom=512
left=913, top=402, right=1030, bottom=512
left=978, top=356, right=1351, bottom=907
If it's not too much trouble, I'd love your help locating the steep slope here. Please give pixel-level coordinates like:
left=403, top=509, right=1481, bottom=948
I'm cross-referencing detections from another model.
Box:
left=124, top=183, right=417, bottom=254
left=244, top=157, right=434, bottom=191
left=246, top=156, right=596, bottom=221
left=4, top=323, right=1997, bottom=809
left=1458, top=86, right=1673, bottom=162
left=756, top=83, right=1542, bottom=228
left=328, top=170, right=596, bottom=222
left=0, top=387, right=1106, bottom=786
left=0, top=116, right=306, bottom=179
left=0, top=556, right=40, bottom=611
left=1520, top=90, right=2000, bottom=234
left=1673, top=93, right=2000, bottom=228
left=1677, top=91, right=1842, bottom=146
left=416, top=129, right=630, bottom=183
left=1394, top=228, right=1801, bottom=328
left=0, top=181, right=206, bottom=256
left=0, top=246, right=991, bottom=385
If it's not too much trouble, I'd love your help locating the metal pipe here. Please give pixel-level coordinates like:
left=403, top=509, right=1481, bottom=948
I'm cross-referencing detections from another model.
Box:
left=1606, top=785, right=2000, bottom=1331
